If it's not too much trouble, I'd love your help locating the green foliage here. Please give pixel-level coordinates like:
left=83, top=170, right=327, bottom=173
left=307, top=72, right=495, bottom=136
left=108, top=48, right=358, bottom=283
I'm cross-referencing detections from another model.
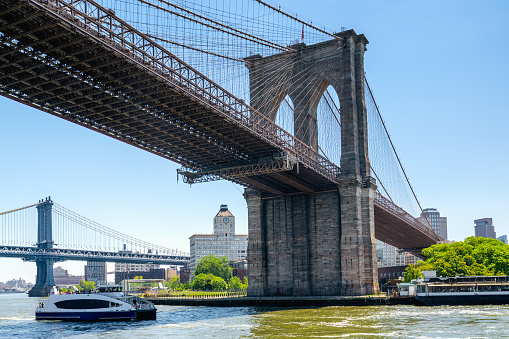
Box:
left=419, top=237, right=509, bottom=277
left=60, top=286, right=73, bottom=294
left=78, top=280, right=96, bottom=291
left=228, top=276, right=246, bottom=290
left=133, top=276, right=143, bottom=280
left=243, top=277, right=248, bottom=288
left=192, top=273, right=227, bottom=290
left=403, top=264, right=423, bottom=282
left=194, top=255, right=232, bottom=281
left=169, top=276, right=181, bottom=290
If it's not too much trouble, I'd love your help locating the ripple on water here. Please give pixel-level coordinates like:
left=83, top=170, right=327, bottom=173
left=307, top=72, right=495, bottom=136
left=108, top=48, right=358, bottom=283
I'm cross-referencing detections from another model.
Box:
left=2, top=295, right=509, bottom=338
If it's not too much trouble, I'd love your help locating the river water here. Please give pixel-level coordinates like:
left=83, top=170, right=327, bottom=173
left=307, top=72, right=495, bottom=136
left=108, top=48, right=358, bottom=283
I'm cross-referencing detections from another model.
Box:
left=0, top=293, right=507, bottom=338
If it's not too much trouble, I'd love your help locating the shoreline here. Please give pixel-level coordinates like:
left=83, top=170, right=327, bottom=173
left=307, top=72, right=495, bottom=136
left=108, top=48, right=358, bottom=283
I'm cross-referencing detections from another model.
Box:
left=146, top=296, right=415, bottom=307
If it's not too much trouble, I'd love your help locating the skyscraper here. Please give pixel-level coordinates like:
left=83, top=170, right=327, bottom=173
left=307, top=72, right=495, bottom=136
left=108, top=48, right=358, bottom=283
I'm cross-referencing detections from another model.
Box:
left=417, top=208, right=448, bottom=240
left=474, top=218, right=496, bottom=239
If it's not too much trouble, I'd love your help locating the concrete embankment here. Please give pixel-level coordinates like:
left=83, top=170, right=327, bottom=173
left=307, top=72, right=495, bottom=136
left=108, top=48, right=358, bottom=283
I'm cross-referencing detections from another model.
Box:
left=147, top=296, right=415, bottom=307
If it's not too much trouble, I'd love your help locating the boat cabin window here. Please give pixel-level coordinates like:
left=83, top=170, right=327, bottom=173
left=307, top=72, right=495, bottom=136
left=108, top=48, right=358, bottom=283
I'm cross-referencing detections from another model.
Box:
left=95, top=286, right=123, bottom=293
left=55, top=299, right=110, bottom=309
left=110, top=302, right=121, bottom=308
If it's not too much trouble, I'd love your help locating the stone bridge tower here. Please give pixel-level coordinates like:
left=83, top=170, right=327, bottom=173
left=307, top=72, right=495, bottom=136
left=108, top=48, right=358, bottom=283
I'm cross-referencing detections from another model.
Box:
left=244, top=29, right=379, bottom=296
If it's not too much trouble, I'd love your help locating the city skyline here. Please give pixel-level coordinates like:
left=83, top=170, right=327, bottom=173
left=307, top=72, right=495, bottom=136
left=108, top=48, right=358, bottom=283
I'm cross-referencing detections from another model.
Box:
left=1, top=0, right=508, bottom=283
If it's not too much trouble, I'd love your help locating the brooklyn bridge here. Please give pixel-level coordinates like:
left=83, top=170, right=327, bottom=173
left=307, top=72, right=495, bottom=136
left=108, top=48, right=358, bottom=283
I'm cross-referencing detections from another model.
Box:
left=0, top=0, right=441, bottom=297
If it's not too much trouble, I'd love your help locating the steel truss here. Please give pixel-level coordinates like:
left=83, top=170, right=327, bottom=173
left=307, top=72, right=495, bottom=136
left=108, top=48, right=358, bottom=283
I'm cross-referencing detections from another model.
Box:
left=0, top=245, right=189, bottom=265
left=177, top=152, right=297, bottom=184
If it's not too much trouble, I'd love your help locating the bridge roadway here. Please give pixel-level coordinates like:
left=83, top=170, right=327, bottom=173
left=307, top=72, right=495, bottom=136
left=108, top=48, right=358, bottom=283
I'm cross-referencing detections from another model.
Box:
left=0, top=0, right=441, bottom=253
left=0, top=245, right=190, bottom=265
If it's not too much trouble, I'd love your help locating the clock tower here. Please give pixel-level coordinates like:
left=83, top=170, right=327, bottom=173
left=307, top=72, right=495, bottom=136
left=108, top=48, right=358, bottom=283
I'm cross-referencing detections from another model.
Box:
left=214, top=204, right=235, bottom=237
left=189, top=204, right=248, bottom=276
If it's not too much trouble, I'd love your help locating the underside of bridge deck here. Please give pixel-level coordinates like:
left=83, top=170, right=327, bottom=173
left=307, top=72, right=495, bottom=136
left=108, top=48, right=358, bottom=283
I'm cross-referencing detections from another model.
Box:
left=0, top=0, right=340, bottom=196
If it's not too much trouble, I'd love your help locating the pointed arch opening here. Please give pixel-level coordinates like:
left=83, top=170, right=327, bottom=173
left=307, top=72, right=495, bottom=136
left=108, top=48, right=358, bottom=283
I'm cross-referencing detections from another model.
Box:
left=274, top=94, right=295, bottom=136
left=317, top=85, right=341, bottom=166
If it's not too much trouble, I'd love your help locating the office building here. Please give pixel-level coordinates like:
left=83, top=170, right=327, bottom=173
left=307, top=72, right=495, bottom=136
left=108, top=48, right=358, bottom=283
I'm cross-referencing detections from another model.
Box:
left=417, top=208, right=448, bottom=240
left=474, top=218, right=496, bottom=239
left=497, top=235, right=508, bottom=245
left=377, top=240, right=419, bottom=268
left=85, top=261, right=107, bottom=286
left=189, top=204, right=248, bottom=275
left=114, top=263, right=160, bottom=272
left=376, top=240, right=397, bottom=267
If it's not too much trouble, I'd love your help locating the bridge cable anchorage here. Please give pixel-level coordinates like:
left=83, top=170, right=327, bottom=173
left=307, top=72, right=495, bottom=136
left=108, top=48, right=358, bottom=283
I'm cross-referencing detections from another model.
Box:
left=364, top=76, right=435, bottom=235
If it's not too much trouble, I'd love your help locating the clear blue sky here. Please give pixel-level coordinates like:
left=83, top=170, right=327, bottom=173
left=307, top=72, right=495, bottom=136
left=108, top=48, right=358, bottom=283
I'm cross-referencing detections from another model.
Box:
left=1, top=0, right=508, bottom=283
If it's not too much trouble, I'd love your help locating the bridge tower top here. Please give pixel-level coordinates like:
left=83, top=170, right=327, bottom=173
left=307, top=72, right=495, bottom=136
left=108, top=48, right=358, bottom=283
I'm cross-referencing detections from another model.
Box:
left=245, top=29, right=372, bottom=184
left=36, top=197, right=53, bottom=249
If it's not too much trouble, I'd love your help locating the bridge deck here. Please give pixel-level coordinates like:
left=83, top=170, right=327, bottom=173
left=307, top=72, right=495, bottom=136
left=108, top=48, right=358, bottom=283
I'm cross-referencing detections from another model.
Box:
left=0, top=0, right=338, bottom=195
left=0, top=0, right=441, bottom=253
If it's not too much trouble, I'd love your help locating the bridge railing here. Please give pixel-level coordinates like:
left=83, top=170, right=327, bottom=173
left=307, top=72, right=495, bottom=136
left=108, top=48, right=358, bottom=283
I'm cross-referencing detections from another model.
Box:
left=374, top=192, right=442, bottom=242
left=32, top=0, right=340, bottom=182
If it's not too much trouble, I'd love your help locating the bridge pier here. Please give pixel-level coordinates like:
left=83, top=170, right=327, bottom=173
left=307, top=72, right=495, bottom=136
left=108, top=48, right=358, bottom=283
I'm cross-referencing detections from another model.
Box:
left=245, top=189, right=342, bottom=296
left=245, top=29, right=379, bottom=296
left=28, top=198, right=56, bottom=297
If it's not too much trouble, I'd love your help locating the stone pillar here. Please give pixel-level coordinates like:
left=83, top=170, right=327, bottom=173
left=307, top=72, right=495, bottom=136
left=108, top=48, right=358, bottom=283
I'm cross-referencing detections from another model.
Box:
left=338, top=31, right=379, bottom=296
left=245, top=190, right=342, bottom=297
left=245, top=189, right=267, bottom=296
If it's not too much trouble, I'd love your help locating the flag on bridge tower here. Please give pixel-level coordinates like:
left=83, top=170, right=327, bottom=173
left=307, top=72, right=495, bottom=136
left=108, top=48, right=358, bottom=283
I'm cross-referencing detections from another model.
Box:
left=301, top=25, right=304, bottom=41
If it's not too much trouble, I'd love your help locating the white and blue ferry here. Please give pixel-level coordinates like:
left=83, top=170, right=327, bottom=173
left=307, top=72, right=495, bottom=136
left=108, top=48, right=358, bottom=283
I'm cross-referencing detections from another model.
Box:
left=36, top=285, right=156, bottom=321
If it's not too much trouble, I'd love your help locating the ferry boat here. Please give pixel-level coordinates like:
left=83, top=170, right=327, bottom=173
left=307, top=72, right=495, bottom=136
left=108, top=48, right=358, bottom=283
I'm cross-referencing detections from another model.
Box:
left=35, top=285, right=156, bottom=321
left=415, top=275, right=509, bottom=306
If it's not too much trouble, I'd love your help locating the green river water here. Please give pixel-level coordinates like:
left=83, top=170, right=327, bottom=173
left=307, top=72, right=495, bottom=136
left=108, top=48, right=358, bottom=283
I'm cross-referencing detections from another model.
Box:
left=0, top=293, right=506, bottom=338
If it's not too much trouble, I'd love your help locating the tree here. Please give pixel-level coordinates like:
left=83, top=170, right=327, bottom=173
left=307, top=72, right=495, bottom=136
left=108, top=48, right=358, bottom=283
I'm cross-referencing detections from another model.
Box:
left=192, top=273, right=210, bottom=290
left=210, top=275, right=227, bottom=290
left=192, top=273, right=227, bottom=290
left=169, top=276, right=181, bottom=290
left=228, top=276, right=243, bottom=290
left=418, top=237, right=509, bottom=277
left=79, top=280, right=96, bottom=291
left=403, top=264, right=423, bottom=282
left=194, top=255, right=232, bottom=281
